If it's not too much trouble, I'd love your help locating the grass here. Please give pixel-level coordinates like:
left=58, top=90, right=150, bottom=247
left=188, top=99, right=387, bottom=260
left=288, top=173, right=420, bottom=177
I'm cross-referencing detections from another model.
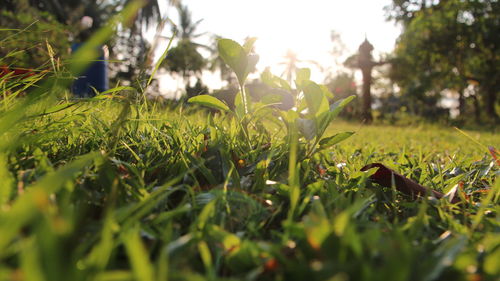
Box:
left=0, top=84, right=498, bottom=281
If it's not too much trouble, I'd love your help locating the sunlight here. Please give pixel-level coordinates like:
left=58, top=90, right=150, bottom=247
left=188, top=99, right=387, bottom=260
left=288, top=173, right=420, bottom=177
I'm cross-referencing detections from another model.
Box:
left=152, top=0, right=402, bottom=95
left=174, top=0, right=400, bottom=83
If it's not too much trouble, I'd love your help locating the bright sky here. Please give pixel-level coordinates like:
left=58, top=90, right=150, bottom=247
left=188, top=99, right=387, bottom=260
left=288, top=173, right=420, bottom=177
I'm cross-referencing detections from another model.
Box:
left=156, top=0, right=401, bottom=95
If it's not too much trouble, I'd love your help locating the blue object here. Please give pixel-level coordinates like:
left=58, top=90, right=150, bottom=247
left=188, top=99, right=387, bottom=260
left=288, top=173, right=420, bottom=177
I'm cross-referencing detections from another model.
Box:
left=71, top=43, right=108, bottom=97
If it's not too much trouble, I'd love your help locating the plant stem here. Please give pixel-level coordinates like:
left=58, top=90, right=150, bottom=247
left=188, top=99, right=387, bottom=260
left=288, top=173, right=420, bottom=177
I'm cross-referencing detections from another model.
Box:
left=240, top=83, right=248, bottom=115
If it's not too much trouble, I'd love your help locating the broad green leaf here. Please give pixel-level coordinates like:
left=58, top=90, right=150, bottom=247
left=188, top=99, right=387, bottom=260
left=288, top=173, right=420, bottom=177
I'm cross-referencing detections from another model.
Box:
left=261, top=68, right=279, bottom=88
left=295, top=68, right=311, bottom=89
left=261, top=68, right=291, bottom=91
left=297, top=118, right=316, bottom=141
left=261, top=93, right=284, bottom=105
left=319, top=132, right=355, bottom=149
left=218, top=38, right=259, bottom=87
left=303, top=82, right=327, bottom=116
left=243, top=37, right=257, bottom=54
left=246, top=53, right=259, bottom=79
left=313, top=95, right=354, bottom=140
left=278, top=77, right=292, bottom=91
left=188, top=95, right=229, bottom=111
left=320, top=84, right=334, bottom=99
left=315, top=95, right=332, bottom=130
left=217, top=39, right=248, bottom=85
left=330, top=95, right=356, bottom=117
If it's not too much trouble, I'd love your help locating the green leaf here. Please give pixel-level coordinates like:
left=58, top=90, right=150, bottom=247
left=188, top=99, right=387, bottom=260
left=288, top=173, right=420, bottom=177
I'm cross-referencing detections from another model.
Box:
left=261, top=93, right=284, bottom=105
left=297, top=118, right=316, bottom=140
left=261, top=68, right=291, bottom=91
left=217, top=39, right=248, bottom=85
left=295, top=68, right=311, bottom=89
left=315, top=95, right=332, bottom=127
left=188, top=95, right=229, bottom=112
left=330, top=95, right=356, bottom=117
left=261, top=68, right=279, bottom=88
left=320, top=84, right=334, bottom=99
left=243, top=37, right=257, bottom=54
left=303, top=82, right=328, bottom=116
left=246, top=53, right=259, bottom=79
left=319, top=132, right=355, bottom=149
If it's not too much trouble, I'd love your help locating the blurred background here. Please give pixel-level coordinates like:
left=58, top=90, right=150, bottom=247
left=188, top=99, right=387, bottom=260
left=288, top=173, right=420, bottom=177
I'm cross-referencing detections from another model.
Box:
left=0, top=0, right=498, bottom=125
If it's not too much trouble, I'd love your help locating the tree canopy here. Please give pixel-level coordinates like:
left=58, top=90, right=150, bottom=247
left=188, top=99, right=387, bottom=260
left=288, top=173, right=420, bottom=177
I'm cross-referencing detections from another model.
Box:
left=387, top=0, right=499, bottom=122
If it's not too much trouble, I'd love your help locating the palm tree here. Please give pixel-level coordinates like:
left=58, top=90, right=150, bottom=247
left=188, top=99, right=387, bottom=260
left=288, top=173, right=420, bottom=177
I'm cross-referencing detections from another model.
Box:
left=161, top=4, right=211, bottom=90
left=279, top=49, right=323, bottom=84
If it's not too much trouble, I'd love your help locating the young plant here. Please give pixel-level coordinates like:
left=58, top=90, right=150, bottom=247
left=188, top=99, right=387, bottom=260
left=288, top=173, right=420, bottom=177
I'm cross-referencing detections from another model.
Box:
left=188, top=38, right=259, bottom=150
left=261, top=66, right=356, bottom=156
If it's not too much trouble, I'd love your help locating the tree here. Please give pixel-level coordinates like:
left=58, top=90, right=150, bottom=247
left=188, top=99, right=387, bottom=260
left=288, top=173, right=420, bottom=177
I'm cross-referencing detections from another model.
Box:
left=387, top=0, right=500, bottom=122
left=0, top=0, right=169, bottom=84
left=161, top=4, right=210, bottom=92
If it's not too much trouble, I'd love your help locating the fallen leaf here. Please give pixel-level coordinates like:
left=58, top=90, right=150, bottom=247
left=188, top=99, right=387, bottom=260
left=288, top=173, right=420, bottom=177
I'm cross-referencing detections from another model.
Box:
left=361, top=163, right=461, bottom=204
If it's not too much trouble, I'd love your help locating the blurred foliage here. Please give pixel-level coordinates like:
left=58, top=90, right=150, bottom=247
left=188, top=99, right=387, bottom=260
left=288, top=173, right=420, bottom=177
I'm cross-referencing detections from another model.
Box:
left=0, top=0, right=164, bottom=84
left=387, top=0, right=500, bottom=123
left=0, top=10, right=70, bottom=68
left=164, top=40, right=206, bottom=78
left=162, top=4, right=210, bottom=90
left=186, top=78, right=209, bottom=98
left=325, top=72, right=359, bottom=119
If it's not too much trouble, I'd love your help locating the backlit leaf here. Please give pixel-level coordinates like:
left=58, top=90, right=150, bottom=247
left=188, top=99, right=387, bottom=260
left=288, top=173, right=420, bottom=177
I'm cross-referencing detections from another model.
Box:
left=188, top=95, right=230, bottom=111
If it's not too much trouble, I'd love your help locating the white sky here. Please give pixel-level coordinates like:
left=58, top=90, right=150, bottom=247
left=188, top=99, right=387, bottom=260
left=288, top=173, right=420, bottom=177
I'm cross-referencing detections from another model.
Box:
left=155, top=0, right=402, bottom=95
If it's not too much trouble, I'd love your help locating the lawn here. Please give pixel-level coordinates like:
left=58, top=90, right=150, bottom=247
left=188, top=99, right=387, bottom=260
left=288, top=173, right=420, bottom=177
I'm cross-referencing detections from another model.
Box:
left=0, top=91, right=498, bottom=281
